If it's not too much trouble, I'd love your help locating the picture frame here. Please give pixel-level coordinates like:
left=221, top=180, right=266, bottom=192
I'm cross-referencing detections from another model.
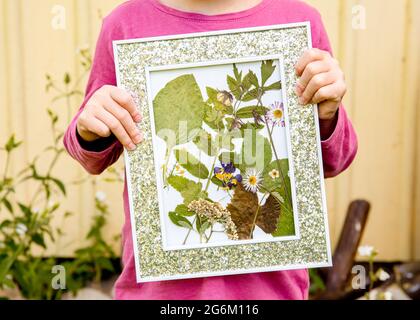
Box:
left=113, top=22, right=332, bottom=283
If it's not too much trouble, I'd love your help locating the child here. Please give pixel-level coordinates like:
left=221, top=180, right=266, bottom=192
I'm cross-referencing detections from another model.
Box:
left=64, top=0, right=357, bottom=300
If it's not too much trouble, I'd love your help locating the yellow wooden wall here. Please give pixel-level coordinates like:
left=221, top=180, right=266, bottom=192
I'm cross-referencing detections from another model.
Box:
left=0, top=0, right=419, bottom=260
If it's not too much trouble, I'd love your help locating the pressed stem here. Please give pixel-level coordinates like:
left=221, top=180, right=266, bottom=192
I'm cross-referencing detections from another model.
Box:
left=249, top=193, right=268, bottom=239
left=182, top=216, right=197, bottom=245
left=204, top=152, right=219, bottom=193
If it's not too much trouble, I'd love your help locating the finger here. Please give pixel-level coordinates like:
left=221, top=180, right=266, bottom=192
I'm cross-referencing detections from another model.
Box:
left=313, top=82, right=347, bottom=104
left=85, top=117, right=111, bottom=138
left=296, top=60, right=331, bottom=96
left=299, top=71, right=337, bottom=105
left=103, top=97, right=143, bottom=145
left=95, top=108, right=137, bottom=151
left=109, top=87, right=142, bottom=123
left=295, top=48, right=330, bottom=76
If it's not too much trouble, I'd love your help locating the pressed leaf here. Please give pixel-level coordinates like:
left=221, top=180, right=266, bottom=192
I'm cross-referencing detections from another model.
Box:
left=167, top=175, right=208, bottom=205
left=175, top=204, right=195, bottom=217
left=2, top=198, right=13, bottom=214
left=153, top=74, right=205, bottom=146
left=261, top=60, right=276, bottom=85
left=257, top=195, right=281, bottom=234
left=236, top=106, right=269, bottom=119
left=227, top=183, right=259, bottom=240
left=206, top=87, right=218, bottom=101
left=233, top=64, right=242, bottom=82
left=241, top=88, right=259, bottom=102
left=264, top=81, right=282, bottom=91
left=243, top=71, right=259, bottom=89
left=262, top=159, right=291, bottom=195
left=169, top=212, right=193, bottom=229
left=240, top=128, right=273, bottom=171
left=227, top=76, right=241, bottom=99
left=175, top=149, right=209, bottom=179
left=272, top=201, right=296, bottom=237
left=193, top=130, right=218, bottom=156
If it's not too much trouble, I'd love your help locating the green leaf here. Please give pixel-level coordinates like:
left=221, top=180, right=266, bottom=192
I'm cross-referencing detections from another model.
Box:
left=206, top=87, right=218, bottom=101
left=167, top=176, right=208, bottom=205
left=241, top=88, right=259, bottom=102
left=243, top=71, right=259, bottom=90
left=64, top=72, right=71, bottom=85
left=193, top=130, right=218, bottom=156
left=169, top=212, right=193, bottom=229
left=240, top=128, right=273, bottom=171
left=227, top=76, right=242, bottom=100
left=153, top=74, right=205, bottom=146
left=174, top=204, right=195, bottom=217
left=199, top=221, right=211, bottom=235
left=236, top=106, right=269, bottom=119
left=175, top=149, right=209, bottom=179
left=2, top=198, right=13, bottom=214
left=262, top=159, right=291, bottom=195
left=264, top=81, right=282, bottom=91
left=233, top=64, right=242, bottom=82
left=211, top=176, right=224, bottom=187
left=261, top=60, right=276, bottom=85
left=5, top=135, right=22, bottom=152
left=50, top=178, right=66, bottom=195
left=18, top=203, right=32, bottom=218
left=32, top=234, right=47, bottom=249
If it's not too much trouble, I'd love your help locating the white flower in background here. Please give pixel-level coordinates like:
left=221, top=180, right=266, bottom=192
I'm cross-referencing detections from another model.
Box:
left=358, top=245, right=375, bottom=257
left=376, top=269, right=391, bottom=281
left=243, top=168, right=263, bottom=193
left=383, top=291, right=393, bottom=300
left=33, top=207, right=41, bottom=214
left=368, top=291, right=377, bottom=300
left=16, top=223, right=28, bottom=236
left=95, top=191, right=107, bottom=203
left=269, top=169, right=280, bottom=180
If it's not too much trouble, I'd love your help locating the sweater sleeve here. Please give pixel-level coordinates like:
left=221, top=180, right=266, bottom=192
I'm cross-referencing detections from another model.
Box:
left=63, top=18, right=124, bottom=175
left=311, top=11, right=358, bottom=178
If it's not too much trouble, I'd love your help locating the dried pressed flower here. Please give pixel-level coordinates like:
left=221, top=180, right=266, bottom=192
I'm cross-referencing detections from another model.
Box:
left=267, top=101, right=285, bottom=127
left=188, top=199, right=239, bottom=240
left=214, top=162, right=242, bottom=190
left=243, top=168, right=263, bottom=193
left=217, top=90, right=234, bottom=107
left=269, top=169, right=280, bottom=180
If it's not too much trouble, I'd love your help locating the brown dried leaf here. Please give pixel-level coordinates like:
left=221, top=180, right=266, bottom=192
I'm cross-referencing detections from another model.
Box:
left=257, top=195, right=281, bottom=234
left=227, top=183, right=258, bottom=240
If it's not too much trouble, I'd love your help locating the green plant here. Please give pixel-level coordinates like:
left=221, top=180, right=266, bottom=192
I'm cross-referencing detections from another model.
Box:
left=0, top=48, right=122, bottom=300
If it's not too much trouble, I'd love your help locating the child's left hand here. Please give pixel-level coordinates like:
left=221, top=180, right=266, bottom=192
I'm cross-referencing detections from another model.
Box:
left=295, top=48, right=347, bottom=121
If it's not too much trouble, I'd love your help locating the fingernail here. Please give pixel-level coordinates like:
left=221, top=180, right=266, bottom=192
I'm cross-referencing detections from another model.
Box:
left=134, top=134, right=143, bottom=144
left=134, top=114, right=142, bottom=123
left=295, top=85, right=303, bottom=97
left=128, top=143, right=137, bottom=151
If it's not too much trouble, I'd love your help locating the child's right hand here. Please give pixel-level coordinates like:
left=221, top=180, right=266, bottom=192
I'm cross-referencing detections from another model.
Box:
left=76, top=85, right=143, bottom=151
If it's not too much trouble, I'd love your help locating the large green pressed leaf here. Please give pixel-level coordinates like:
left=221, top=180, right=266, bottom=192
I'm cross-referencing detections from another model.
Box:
left=240, top=127, right=273, bottom=171
left=175, top=149, right=209, bottom=179
left=153, top=74, right=205, bottom=146
left=261, top=60, right=276, bottom=85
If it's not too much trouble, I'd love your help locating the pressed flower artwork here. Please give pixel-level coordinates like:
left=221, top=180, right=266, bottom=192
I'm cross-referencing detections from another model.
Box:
left=147, top=56, right=299, bottom=250
left=115, top=23, right=331, bottom=283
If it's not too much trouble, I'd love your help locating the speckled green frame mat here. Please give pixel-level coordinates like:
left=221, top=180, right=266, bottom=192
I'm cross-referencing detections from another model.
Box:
left=113, top=22, right=332, bottom=283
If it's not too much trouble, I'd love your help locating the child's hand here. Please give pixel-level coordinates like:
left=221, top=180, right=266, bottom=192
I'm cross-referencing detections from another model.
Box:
left=295, top=48, right=347, bottom=121
left=76, top=85, right=143, bottom=151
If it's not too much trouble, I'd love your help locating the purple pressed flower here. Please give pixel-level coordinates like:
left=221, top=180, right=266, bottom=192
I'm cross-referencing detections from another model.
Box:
left=222, top=162, right=236, bottom=174
left=235, top=174, right=243, bottom=183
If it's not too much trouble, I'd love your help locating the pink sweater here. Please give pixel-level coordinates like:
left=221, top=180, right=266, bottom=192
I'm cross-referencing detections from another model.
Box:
left=64, top=0, right=358, bottom=300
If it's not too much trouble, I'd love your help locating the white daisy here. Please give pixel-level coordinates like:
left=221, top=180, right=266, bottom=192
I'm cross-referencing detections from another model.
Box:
left=243, top=168, right=263, bottom=193
left=16, top=223, right=28, bottom=236
left=358, top=245, right=375, bottom=257
left=267, top=101, right=285, bottom=126
left=269, top=169, right=280, bottom=180
left=376, top=269, right=391, bottom=281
